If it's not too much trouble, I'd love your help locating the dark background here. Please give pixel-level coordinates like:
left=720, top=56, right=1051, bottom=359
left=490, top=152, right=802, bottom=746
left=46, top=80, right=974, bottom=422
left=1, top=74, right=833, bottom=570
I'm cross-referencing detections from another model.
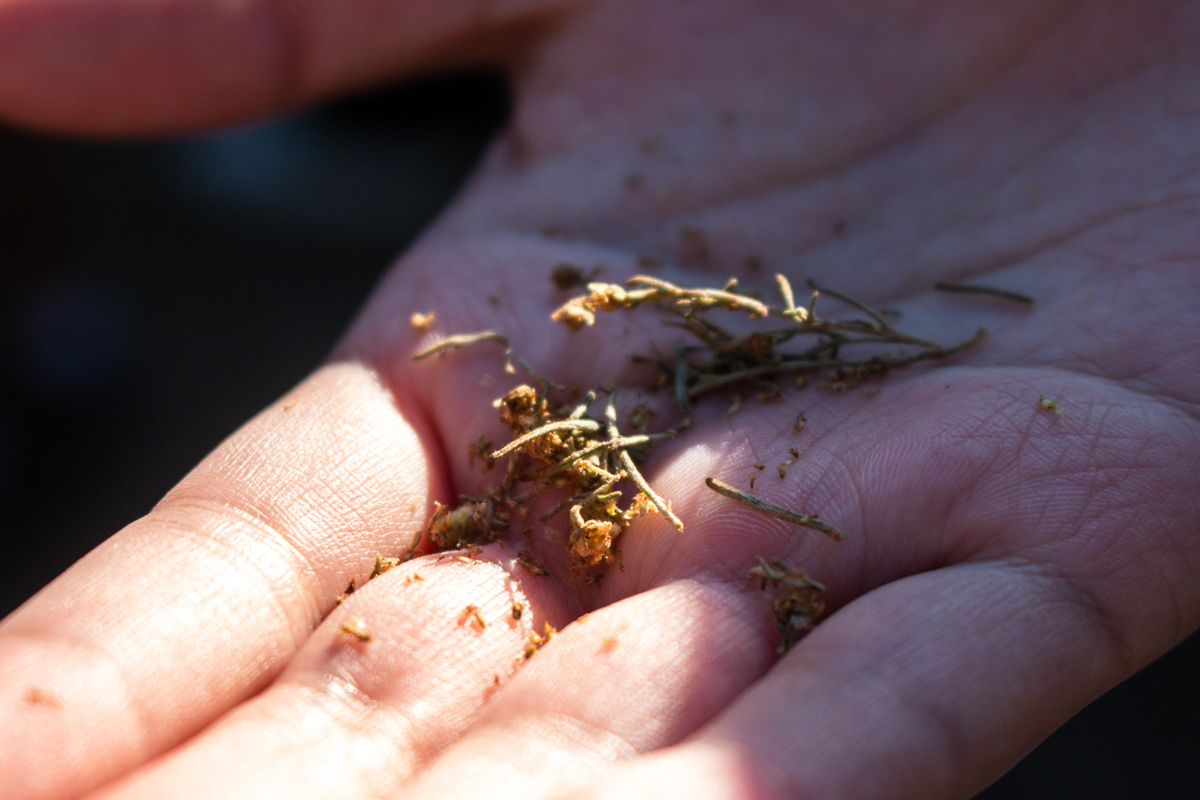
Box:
left=0, top=70, right=1194, bottom=798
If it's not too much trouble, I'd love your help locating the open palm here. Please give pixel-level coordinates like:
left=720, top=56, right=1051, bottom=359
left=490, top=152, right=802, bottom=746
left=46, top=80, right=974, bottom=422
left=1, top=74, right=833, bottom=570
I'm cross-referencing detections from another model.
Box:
left=2, top=2, right=1198, bottom=799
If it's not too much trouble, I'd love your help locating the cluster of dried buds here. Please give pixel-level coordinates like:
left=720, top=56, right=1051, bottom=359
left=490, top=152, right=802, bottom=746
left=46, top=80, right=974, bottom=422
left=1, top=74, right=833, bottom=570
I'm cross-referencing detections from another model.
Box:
left=424, top=381, right=680, bottom=580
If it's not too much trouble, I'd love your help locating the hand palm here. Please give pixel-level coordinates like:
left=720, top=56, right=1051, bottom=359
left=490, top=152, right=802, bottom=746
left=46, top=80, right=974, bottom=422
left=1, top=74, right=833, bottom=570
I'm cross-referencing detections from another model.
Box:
left=3, top=2, right=1198, bottom=799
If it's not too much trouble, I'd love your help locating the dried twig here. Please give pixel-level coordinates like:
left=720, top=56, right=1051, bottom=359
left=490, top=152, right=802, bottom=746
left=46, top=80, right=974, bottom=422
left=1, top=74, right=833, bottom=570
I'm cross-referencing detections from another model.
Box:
left=607, top=391, right=684, bottom=531
left=489, top=419, right=603, bottom=461
left=705, top=478, right=844, bottom=540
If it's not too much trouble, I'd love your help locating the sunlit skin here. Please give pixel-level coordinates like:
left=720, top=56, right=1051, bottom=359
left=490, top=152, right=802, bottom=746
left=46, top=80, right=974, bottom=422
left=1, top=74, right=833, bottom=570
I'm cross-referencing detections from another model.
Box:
left=2, top=1, right=1199, bottom=799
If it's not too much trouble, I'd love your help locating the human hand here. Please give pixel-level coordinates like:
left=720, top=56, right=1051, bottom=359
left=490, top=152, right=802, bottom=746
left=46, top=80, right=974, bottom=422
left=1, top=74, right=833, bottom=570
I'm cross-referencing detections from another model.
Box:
left=2, top=2, right=1199, bottom=799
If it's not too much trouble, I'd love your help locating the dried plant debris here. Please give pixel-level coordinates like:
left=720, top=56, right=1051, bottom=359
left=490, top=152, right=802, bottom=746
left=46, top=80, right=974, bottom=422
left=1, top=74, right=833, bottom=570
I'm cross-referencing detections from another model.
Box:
left=339, top=616, right=373, bottom=642
left=516, top=550, right=551, bottom=576
left=410, top=310, right=437, bottom=329
left=705, top=478, right=844, bottom=540
left=409, top=273, right=1014, bottom=650
left=748, top=557, right=825, bottom=653
left=369, top=555, right=400, bottom=580
left=524, top=622, right=558, bottom=659
left=468, top=434, right=495, bottom=470
left=463, top=605, right=488, bottom=630
left=1037, top=395, right=1063, bottom=414
left=512, top=599, right=526, bottom=620
left=335, top=579, right=356, bottom=605
left=552, top=274, right=986, bottom=406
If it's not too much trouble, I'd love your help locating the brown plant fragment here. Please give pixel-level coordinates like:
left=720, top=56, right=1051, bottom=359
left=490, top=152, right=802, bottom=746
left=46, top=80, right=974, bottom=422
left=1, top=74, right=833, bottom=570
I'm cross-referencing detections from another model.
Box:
left=427, top=500, right=504, bottom=551
left=748, top=557, right=825, bottom=653
left=463, top=605, right=487, bottom=630
left=1037, top=395, right=1063, bottom=414
left=369, top=554, right=400, bottom=580
left=792, top=413, right=806, bottom=434
left=335, top=579, right=356, bottom=605
left=410, top=310, right=436, bottom=330
left=468, top=434, right=495, bottom=471
left=705, top=478, right=844, bottom=540
left=512, top=599, right=525, bottom=620
left=524, top=622, right=558, bottom=659
left=339, top=616, right=372, bottom=642
left=516, top=550, right=550, bottom=576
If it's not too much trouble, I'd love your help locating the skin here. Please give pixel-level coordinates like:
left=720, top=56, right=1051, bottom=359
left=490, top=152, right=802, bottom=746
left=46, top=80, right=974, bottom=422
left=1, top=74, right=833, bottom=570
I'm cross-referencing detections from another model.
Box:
left=1, top=0, right=1199, bottom=798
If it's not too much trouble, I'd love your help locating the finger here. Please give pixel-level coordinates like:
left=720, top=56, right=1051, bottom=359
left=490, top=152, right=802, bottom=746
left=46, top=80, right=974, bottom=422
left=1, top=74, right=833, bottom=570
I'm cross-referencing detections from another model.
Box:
left=84, top=548, right=580, bottom=799
left=574, top=560, right=1186, bottom=800
left=0, top=0, right=576, bottom=134
left=0, top=362, right=436, bottom=800
left=380, top=576, right=778, bottom=800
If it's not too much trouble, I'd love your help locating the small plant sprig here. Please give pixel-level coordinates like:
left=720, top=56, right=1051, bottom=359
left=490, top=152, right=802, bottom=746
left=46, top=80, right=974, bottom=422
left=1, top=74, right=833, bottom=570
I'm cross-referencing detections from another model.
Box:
left=552, top=274, right=987, bottom=408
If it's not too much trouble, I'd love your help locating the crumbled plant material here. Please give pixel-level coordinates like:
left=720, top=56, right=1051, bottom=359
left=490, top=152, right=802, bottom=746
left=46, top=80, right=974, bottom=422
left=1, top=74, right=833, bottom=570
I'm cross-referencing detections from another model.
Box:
left=334, top=579, right=356, bottom=605
left=410, top=311, right=436, bottom=329
left=512, top=599, right=525, bottom=620
left=427, top=500, right=506, bottom=551
left=411, top=273, right=1020, bottom=651
left=468, top=434, right=495, bottom=470
left=422, top=379, right=680, bottom=575
left=748, top=557, right=825, bottom=653
left=1037, top=395, right=1063, bottom=414
left=338, top=616, right=373, bottom=642
left=463, top=605, right=487, bottom=630
left=516, top=550, right=550, bottom=576
left=524, top=622, right=558, bottom=659
left=369, top=554, right=401, bottom=580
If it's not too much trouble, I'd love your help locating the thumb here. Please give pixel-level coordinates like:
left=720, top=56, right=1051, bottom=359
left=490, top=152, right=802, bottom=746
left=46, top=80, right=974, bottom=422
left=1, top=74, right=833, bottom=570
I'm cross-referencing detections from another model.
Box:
left=0, top=0, right=578, bottom=134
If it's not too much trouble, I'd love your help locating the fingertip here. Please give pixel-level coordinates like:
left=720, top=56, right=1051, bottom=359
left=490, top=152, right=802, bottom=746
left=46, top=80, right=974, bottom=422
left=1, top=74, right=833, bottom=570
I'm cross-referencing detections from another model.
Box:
left=0, top=0, right=292, bottom=134
left=0, top=0, right=582, bottom=135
